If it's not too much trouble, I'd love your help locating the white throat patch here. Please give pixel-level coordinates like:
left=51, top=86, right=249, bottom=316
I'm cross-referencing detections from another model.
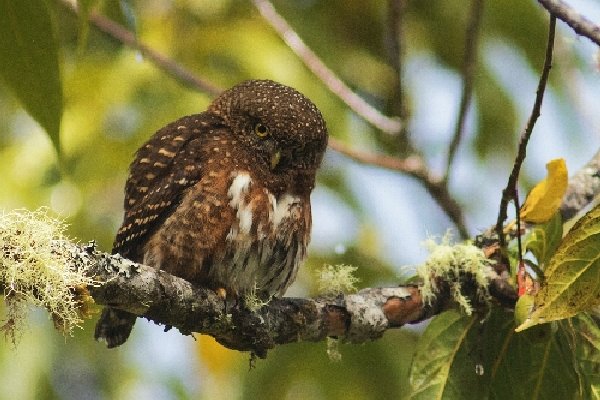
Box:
left=227, top=172, right=253, bottom=235
left=272, top=193, right=299, bottom=228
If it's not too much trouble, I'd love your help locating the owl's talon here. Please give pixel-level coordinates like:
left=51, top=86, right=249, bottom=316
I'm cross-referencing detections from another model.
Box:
left=215, top=287, right=228, bottom=314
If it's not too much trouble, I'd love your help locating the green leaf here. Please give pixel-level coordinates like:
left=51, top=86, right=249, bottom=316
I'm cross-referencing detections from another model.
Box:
left=489, top=322, right=580, bottom=399
left=571, top=314, right=600, bottom=397
left=410, top=307, right=585, bottom=399
left=76, top=0, right=99, bottom=54
left=408, top=310, right=484, bottom=399
left=0, top=0, right=63, bottom=155
left=515, top=294, right=535, bottom=326
left=517, top=204, right=600, bottom=331
left=524, top=212, right=563, bottom=267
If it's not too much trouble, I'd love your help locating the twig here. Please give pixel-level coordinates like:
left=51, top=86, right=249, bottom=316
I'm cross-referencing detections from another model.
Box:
left=386, top=0, right=408, bottom=118
left=444, top=0, right=485, bottom=182
left=57, top=0, right=222, bottom=96
left=495, top=16, right=557, bottom=246
left=329, top=138, right=470, bottom=239
left=328, top=137, right=426, bottom=176
left=538, top=0, right=600, bottom=46
left=251, top=0, right=402, bottom=134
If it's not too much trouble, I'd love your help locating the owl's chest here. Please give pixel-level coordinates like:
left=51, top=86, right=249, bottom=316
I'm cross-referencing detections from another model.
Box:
left=143, top=170, right=310, bottom=297
left=210, top=171, right=310, bottom=296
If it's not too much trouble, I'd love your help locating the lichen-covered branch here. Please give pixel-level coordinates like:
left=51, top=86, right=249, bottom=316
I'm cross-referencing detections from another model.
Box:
left=82, top=245, right=448, bottom=356
left=0, top=218, right=505, bottom=356
left=88, top=239, right=520, bottom=356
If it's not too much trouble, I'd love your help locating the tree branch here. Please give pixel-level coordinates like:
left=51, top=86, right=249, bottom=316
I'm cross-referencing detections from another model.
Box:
left=444, top=0, right=484, bottom=182
left=24, top=239, right=518, bottom=356
left=560, top=148, right=600, bottom=221
left=328, top=138, right=470, bottom=239
left=495, top=16, right=556, bottom=247
left=73, top=243, right=447, bottom=356
left=538, top=0, right=600, bottom=46
left=251, top=0, right=402, bottom=134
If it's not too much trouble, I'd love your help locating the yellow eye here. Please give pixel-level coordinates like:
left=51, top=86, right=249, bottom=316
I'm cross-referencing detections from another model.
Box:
left=254, top=122, right=269, bottom=137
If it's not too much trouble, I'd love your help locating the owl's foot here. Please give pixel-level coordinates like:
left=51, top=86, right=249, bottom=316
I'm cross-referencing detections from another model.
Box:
left=215, top=287, right=227, bottom=300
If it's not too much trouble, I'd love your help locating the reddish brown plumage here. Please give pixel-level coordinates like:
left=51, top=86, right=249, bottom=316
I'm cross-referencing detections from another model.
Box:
left=95, top=80, right=328, bottom=347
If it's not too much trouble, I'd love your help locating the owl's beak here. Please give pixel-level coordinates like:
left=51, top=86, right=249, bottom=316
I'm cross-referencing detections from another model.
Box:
left=270, top=150, right=281, bottom=170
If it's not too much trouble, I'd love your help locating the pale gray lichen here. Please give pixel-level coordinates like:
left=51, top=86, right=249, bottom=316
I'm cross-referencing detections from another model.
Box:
left=316, top=264, right=360, bottom=295
left=417, top=232, right=494, bottom=315
left=0, top=208, right=96, bottom=344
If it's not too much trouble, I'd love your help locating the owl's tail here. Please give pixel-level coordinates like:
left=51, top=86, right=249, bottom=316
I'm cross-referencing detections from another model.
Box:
left=94, top=307, right=137, bottom=348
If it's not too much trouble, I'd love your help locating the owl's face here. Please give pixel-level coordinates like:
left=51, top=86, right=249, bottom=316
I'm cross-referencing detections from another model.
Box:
left=208, top=80, right=328, bottom=177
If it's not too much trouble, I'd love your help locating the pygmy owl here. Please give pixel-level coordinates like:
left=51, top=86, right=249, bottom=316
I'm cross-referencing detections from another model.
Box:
left=95, top=79, right=328, bottom=347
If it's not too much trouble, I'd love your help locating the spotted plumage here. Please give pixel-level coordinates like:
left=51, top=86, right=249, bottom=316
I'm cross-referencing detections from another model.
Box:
left=95, top=80, right=328, bottom=347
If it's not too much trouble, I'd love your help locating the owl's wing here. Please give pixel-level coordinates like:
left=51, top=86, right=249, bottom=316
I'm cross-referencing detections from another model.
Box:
left=112, top=112, right=225, bottom=260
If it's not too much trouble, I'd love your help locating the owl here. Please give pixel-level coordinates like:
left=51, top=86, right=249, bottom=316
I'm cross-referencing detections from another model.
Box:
left=95, top=80, right=328, bottom=347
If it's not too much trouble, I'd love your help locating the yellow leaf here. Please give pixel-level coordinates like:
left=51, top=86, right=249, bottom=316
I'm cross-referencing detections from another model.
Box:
left=194, top=334, right=245, bottom=398
left=195, top=334, right=243, bottom=377
left=520, top=158, right=568, bottom=224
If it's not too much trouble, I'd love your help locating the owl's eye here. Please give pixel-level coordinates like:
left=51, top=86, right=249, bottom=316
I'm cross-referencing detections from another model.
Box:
left=254, top=122, right=269, bottom=137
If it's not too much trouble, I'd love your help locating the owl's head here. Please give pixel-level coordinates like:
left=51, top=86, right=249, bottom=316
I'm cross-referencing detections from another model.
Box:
left=208, top=80, right=328, bottom=180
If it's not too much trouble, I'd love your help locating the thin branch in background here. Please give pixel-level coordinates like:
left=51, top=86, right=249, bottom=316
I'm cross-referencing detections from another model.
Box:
left=58, top=0, right=222, bottom=97
left=329, top=138, right=470, bottom=239
left=495, top=16, right=557, bottom=247
left=328, top=137, right=426, bottom=176
left=538, top=0, right=600, bottom=46
left=251, top=0, right=403, bottom=134
left=386, top=0, right=408, bottom=119
left=444, top=0, right=485, bottom=183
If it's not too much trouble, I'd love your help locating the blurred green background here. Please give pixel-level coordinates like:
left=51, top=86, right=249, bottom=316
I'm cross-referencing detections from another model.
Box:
left=1, top=0, right=599, bottom=398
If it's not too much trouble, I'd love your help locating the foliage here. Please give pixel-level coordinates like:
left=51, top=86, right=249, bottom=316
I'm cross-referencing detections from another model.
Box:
left=518, top=203, right=600, bottom=331
left=0, top=0, right=62, bottom=155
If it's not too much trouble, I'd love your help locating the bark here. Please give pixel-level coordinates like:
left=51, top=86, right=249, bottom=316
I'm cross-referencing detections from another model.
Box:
left=84, top=243, right=458, bottom=356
